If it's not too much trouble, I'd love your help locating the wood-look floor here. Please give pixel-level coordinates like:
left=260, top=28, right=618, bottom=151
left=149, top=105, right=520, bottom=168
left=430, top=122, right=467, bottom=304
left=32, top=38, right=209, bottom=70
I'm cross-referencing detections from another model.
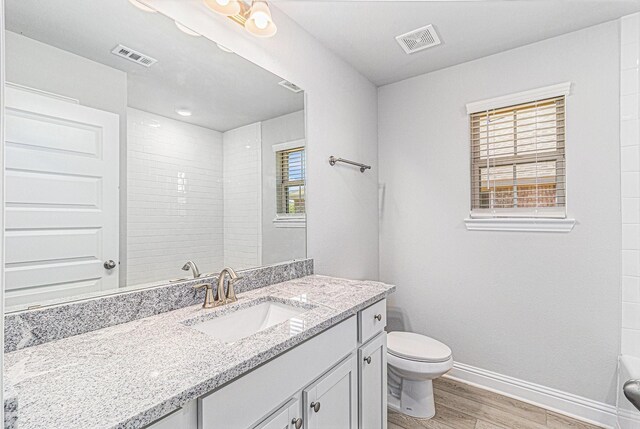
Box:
left=388, top=378, right=604, bottom=429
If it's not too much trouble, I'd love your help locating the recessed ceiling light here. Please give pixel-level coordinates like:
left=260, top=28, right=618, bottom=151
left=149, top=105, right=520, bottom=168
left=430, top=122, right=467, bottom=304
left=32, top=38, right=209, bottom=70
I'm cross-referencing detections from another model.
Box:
left=216, top=43, right=234, bottom=53
left=175, top=21, right=201, bottom=37
left=176, top=108, right=192, bottom=117
left=128, top=0, right=156, bottom=13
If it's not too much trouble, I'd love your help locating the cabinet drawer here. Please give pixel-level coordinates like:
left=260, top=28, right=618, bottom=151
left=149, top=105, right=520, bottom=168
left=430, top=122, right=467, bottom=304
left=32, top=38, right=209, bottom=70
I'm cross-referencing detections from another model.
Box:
left=358, top=299, right=386, bottom=344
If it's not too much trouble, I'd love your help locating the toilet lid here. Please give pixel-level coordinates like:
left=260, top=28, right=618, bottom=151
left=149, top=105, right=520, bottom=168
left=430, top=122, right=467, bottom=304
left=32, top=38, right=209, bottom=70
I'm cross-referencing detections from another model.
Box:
left=387, top=332, right=452, bottom=363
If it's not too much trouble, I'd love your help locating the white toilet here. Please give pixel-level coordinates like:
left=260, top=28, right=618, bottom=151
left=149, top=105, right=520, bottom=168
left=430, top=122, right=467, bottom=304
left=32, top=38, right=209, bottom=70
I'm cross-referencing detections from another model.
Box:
left=387, top=331, right=453, bottom=419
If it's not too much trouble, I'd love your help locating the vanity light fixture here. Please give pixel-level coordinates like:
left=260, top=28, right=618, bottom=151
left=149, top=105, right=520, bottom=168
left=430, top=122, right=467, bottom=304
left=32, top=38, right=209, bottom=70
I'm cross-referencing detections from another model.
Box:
left=176, top=108, right=193, bottom=117
left=175, top=21, right=201, bottom=37
left=203, top=0, right=241, bottom=16
left=128, top=0, right=156, bottom=13
left=204, top=0, right=277, bottom=38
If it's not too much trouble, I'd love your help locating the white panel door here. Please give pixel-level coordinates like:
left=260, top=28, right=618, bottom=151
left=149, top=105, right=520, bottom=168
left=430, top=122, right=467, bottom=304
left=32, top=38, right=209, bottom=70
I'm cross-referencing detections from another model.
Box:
left=304, top=355, right=358, bottom=429
left=4, top=86, right=119, bottom=307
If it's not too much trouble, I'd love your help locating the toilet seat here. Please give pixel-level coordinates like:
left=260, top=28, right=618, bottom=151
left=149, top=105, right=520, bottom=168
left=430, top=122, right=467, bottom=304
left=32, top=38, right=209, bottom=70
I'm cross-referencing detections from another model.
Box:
left=388, top=332, right=452, bottom=363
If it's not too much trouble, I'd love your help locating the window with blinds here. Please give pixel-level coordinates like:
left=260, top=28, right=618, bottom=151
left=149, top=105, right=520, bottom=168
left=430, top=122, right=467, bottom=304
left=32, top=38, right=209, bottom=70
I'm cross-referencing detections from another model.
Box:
left=276, top=147, right=305, bottom=217
left=470, top=96, right=566, bottom=218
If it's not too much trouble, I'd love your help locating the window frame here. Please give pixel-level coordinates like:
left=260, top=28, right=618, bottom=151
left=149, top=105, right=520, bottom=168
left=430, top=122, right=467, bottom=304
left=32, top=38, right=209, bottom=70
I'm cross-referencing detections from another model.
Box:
left=464, top=83, right=575, bottom=232
left=273, top=139, right=306, bottom=228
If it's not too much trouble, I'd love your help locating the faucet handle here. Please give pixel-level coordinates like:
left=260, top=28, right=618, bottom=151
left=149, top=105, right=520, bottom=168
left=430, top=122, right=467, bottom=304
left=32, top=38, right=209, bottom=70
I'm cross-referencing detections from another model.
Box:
left=226, top=276, right=243, bottom=303
left=193, top=283, right=216, bottom=309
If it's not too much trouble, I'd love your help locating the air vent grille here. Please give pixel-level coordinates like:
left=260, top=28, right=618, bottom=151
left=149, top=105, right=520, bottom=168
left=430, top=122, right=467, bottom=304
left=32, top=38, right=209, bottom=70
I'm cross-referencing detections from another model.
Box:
left=278, top=80, right=303, bottom=93
left=111, top=44, right=157, bottom=67
left=395, top=24, right=441, bottom=54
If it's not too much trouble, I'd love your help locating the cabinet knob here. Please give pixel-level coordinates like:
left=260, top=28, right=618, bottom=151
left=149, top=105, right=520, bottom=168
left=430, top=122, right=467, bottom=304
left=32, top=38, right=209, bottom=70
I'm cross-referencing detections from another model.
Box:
left=310, top=401, right=321, bottom=413
left=292, top=417, right=303, bottom=429
left=374, top=314, right=382, bottom=322
left=104, top=260, right=117, bottom=270
left=364, top=356, right=372, bottom=364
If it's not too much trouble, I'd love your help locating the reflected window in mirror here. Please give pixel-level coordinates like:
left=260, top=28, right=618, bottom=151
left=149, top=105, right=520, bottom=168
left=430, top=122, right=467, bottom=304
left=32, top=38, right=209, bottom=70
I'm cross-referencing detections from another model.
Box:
left=274, top=143, right=306, bottom=228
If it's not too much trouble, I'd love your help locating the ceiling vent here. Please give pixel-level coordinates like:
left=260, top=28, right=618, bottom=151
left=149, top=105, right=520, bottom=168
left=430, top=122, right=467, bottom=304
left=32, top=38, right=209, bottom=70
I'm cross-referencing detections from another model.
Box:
left=278, top=80, right=303, bottom=93
left=395, top=24, right=441, bottom=54
left=111, top=44, right=157, bottom=67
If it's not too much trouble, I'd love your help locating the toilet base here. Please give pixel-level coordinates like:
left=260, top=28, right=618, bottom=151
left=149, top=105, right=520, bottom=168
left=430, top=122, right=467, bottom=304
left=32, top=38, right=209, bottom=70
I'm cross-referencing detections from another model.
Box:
left=388, top=378, right=435, bottom=419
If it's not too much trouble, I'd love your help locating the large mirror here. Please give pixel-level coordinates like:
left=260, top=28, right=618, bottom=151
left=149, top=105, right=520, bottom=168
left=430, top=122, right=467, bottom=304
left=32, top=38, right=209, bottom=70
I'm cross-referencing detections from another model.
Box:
left=3, top=0, right=306, bottom=311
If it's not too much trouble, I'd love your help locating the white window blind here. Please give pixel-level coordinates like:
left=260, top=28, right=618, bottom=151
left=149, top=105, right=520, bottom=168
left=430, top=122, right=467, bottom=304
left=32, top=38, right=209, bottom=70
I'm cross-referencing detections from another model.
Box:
left=276, top=147, right=305, bottom=216
left=470, top=95, right=566, bottom=218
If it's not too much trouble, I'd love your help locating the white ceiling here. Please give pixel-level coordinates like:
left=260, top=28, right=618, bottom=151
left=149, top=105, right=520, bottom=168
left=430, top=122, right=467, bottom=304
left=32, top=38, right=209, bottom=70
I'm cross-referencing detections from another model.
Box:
left=5, top=0, right=304, bottom=131
left=276, top=0, right=640, bottom=86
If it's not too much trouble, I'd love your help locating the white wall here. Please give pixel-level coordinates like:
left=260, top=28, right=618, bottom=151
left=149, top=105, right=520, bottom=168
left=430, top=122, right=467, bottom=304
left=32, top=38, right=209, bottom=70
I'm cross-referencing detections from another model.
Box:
left=127, top=108, right=224, bottom=285
left=223, top=122, right=262, bottom=269
left=621, top=13, right=640, bottom=360
left=148, top=0, right=379, bottom=280
left=379, top=21, right=621, bottom=407
left=261, top=110, right=306, bottom=265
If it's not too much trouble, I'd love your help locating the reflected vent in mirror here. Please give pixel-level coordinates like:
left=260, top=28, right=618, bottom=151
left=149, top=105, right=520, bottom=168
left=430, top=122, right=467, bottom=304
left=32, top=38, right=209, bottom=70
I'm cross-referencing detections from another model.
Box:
left=111, top=44, right=157, bottom=67
left=278, top=80, right=303, bottom=93
left=395, top=24, right=441, bottom=54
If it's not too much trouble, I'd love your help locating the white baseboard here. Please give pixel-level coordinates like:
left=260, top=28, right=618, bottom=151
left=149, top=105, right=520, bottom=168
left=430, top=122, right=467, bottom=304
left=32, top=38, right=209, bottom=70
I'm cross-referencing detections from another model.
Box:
left=444, top=361, right=617, bottom=428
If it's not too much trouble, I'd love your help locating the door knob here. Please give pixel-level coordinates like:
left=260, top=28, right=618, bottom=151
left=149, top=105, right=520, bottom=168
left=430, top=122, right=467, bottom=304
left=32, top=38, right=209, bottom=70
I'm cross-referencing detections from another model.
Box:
left=291, top=417, right=303, bottom=429
left=310, top=401, right=321, bottom=412
left=374, top=314, right=382, bottom=321
left=104, top=260, right=117, bottom=270
left=364, top=356, right=372, bottom=364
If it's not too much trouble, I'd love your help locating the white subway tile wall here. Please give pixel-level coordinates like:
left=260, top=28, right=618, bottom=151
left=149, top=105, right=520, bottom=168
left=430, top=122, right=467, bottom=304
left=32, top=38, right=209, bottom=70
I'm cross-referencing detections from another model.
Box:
left=223, top=123, right=262, bottom=269
left=126, top=108, right=224, bottom=286
left=621, top=14, right=640, bottom=358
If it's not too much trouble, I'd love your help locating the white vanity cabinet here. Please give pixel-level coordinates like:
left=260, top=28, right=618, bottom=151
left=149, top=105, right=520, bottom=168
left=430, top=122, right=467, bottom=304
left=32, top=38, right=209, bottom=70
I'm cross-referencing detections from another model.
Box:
left=146, top=299, right=388, bottom=429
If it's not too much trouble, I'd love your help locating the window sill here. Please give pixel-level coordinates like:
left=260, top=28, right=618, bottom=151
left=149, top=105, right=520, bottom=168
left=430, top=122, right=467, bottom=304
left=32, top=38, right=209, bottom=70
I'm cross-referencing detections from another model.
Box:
left=273, top=216, right=306, bottom=228
left=464, top=217, right=576, bottom=232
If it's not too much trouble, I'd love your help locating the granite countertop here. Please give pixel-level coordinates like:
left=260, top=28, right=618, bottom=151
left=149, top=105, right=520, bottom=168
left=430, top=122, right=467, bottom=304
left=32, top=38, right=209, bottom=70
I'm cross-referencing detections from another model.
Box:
left=4, top=275, right=394, bottom=429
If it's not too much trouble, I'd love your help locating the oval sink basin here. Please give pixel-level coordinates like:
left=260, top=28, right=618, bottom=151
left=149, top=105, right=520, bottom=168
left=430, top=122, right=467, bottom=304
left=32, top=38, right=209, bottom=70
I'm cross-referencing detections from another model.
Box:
left=191, top=300, right=309, bottom=343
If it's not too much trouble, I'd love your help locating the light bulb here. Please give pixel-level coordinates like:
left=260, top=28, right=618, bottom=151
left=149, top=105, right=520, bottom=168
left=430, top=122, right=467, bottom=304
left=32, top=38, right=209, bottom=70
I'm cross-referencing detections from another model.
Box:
left=252, top=12, right=269, bottom=30
left=245, top=1, right=277, bottom=37
left=203, top=0, right=240, bottom=16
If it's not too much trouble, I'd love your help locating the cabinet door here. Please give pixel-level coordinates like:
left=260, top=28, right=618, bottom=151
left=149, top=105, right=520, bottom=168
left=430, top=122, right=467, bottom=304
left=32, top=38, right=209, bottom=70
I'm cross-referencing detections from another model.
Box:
left=255, top=398, right=303, bottom=429
left=359, top=332, right=387, bottom=429
left=304, top=355, right=358, bottom=429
